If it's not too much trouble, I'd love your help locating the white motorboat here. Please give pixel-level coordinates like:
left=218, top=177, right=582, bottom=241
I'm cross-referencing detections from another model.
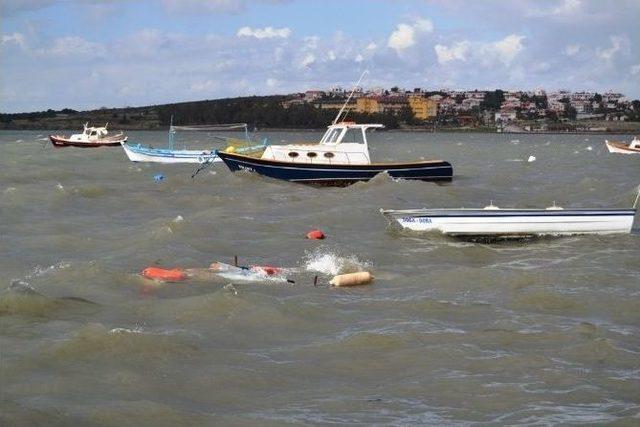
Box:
left=605, top=137, right=640, bottom=154
left=381, top=192, right=638, bottom=238
left=49, top=123, right=126, bottom=148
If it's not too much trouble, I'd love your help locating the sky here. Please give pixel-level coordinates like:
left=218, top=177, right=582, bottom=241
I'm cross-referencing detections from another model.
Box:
left=1, top=0, right=639, bottom=113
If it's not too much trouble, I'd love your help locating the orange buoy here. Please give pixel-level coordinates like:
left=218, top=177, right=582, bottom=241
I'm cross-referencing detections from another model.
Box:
left=141, top=267, right=187, bottom=282
left=306, top=229, right=325, bottom=240
left=329, top=271, right=374, bottom=287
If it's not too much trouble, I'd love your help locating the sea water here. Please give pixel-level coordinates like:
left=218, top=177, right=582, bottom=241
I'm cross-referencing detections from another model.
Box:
left=1, top=130, right=639, bottom=425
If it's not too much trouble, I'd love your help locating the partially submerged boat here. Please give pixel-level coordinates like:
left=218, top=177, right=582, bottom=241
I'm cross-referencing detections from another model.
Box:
left=121, top=122, right=266, bottom=164
left=605, top=137, right=640, bottom=154
left=381, top=193, right=638, bottom=238
left=49, top=123, right=127, bottom=148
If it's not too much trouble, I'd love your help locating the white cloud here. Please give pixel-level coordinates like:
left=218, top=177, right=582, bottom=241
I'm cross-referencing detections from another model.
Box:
left=387, top=16, right=433, bottom=54
left=413, top=18, right=434, bottom=33
left=527, top=0, right=582, bottom=18
left=354, top=54, right=364, bottom=63
left=631, top=64, right=640, bottom=75
left=304, top=35, right=319, bottom=49
left=366, top=42, right=377, bottom=51
left=388, top=24, right=416, bottom=53
left=266, top=77, right=278, bottom=88
left=237, top=26, right=291, bottom=39
left=300, top=52, right=315, bottom=68
left=1, top=32, right=26, bottom=49
left=596, top=35, right=625, bottom=61
left=564, top=44, right=580, bottom=56
left=434, top=41, right=470, bottom=64
left=37, top=36, right=106, bottom=58
left=488, top=34, right=525, bottom=65
left=327, top=50, right=336, bottom=61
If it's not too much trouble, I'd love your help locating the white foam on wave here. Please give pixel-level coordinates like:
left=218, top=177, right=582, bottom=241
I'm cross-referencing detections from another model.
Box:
left=23, top=261, right=71, bottom=280
left=302, top=248, right=370, bottom=275
left=109, top=326, right=144, bottom=335
left=56, top=182, right=65, bottom=191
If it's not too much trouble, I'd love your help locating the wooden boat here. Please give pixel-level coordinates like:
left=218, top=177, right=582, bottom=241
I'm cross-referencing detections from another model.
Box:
left=605, top=137, right=640, bottom=154
left=217, top=122, right=452, bottom=186
left=380, top=193, right=638, bottom=238
left=49, top=123, right=126, bottom=148
left=121, top=122, right=266, bottom=164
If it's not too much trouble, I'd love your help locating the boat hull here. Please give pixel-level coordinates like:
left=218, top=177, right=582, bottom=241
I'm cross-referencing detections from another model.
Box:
left=49, top=135, right=126, bottom=148
left=217, top=151, right=453, bottom=186
left=121, top=142, right=220, bottom=164
left=605, top=140, right=640, bottom=154
left=381, top=208, right=636, bottom=237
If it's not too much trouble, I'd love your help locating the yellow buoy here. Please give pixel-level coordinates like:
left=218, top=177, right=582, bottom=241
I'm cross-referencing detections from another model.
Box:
left=329, top=271, right=374, bottom=287
left=225, top=146, right=236, bottom=153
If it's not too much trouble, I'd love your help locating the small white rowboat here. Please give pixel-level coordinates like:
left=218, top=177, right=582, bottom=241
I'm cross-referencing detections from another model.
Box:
left=381, top=193, right=638, bottom=238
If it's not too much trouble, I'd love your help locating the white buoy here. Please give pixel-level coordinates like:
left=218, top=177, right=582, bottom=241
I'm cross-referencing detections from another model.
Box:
left=527, top=155, right=536, bottom=162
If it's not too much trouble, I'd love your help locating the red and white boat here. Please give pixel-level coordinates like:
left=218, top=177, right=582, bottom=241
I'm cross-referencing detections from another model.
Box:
left=49, top=123, right=127, bottom=148
left=605, top=137, right=640, bottom=154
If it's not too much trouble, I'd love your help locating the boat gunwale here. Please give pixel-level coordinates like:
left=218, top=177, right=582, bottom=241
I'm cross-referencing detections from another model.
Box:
left=217, top=150, right=450, bottom=168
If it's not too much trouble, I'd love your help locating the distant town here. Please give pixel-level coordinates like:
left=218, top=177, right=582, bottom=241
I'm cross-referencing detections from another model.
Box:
left=282, top=86, right=640, bottom=132
left=2, top=86, right=639, bottom=133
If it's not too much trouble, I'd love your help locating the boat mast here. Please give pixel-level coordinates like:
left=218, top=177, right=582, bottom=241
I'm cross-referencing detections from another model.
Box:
left=332, top=70, right=368, bottom=125
left=168, top=115, right=175, bottom=150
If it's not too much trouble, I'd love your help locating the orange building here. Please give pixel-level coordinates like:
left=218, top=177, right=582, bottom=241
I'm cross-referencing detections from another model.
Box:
left=408, top=95, right=438, bottom=120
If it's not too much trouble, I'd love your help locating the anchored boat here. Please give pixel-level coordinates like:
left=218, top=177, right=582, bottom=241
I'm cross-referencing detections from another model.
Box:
left=605, top=137, right=640, bottom=154
left=217, top=122, right=452, bottom=186
left=49, top=123, right=126, bottom=148
left=381, top=191, right=638, bottom=238
left=216, top=71, right=452, bottom=186
left=121, top=122, right=266, bottom=164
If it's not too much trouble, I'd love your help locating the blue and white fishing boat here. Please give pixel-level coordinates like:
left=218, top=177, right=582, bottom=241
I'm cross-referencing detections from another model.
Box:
left=217, top=121, right=452, bottom=186
left=216, top=72, right=452, bottom=186
left=121, top=121, right=266, bottom=164
left=380, top=191, right=639, bottom=238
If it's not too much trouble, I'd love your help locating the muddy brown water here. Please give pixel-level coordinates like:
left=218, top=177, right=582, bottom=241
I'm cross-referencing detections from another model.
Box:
left=1, top=130, right=639, bottom=425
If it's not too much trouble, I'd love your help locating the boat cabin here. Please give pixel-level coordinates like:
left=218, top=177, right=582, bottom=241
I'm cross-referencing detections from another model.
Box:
left=260, top=122, right=384, bottom=165
left=69, top=123, right=110, bottom=142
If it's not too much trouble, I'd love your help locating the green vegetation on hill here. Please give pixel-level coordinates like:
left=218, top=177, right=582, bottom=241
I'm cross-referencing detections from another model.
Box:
left=0, top=96, right=401, bottom=131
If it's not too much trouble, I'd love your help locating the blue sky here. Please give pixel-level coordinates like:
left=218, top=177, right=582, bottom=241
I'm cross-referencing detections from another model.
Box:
left=1, top=0, right=639, bottom=112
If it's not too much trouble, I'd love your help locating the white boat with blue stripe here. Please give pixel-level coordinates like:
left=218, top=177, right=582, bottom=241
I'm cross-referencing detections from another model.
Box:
left=381, top=191, right=639, bottom=238
left=121, top=122, right=266, bottom=164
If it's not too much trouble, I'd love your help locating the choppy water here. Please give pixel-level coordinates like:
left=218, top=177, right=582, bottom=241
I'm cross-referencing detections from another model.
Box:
left=1, top=130, right=639, bottom=426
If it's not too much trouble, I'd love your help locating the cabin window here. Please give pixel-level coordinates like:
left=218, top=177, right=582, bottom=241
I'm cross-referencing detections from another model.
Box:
left=90, top=131, right=97, bottom=136
left=342, top=128, right=365, bottom=144
left=324, top=152, right=334, bottom=158
left=288, top=152, right=299, bottom=158
left=324, top=129, right=341, bottom=143
left=307, top=152, right=317, bottom=158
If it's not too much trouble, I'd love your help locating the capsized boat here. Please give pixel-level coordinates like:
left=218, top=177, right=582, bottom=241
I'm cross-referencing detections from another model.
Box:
left=605, top=137, right=640, bottom=154
left=217, top=122, right=452, bottom=186
left=49, top=123, right=127, bottom=148
left=121, top=122, right=266, bottom=164
left=380, top=192, right=639, bottom=238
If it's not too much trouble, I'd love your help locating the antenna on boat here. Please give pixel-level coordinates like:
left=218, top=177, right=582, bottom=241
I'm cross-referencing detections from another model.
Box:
left=332, top=70, right=368, bottom=125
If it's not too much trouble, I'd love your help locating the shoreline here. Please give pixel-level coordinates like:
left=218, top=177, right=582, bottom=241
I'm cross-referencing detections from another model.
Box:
left=2, top=127, right=637, bottom=136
